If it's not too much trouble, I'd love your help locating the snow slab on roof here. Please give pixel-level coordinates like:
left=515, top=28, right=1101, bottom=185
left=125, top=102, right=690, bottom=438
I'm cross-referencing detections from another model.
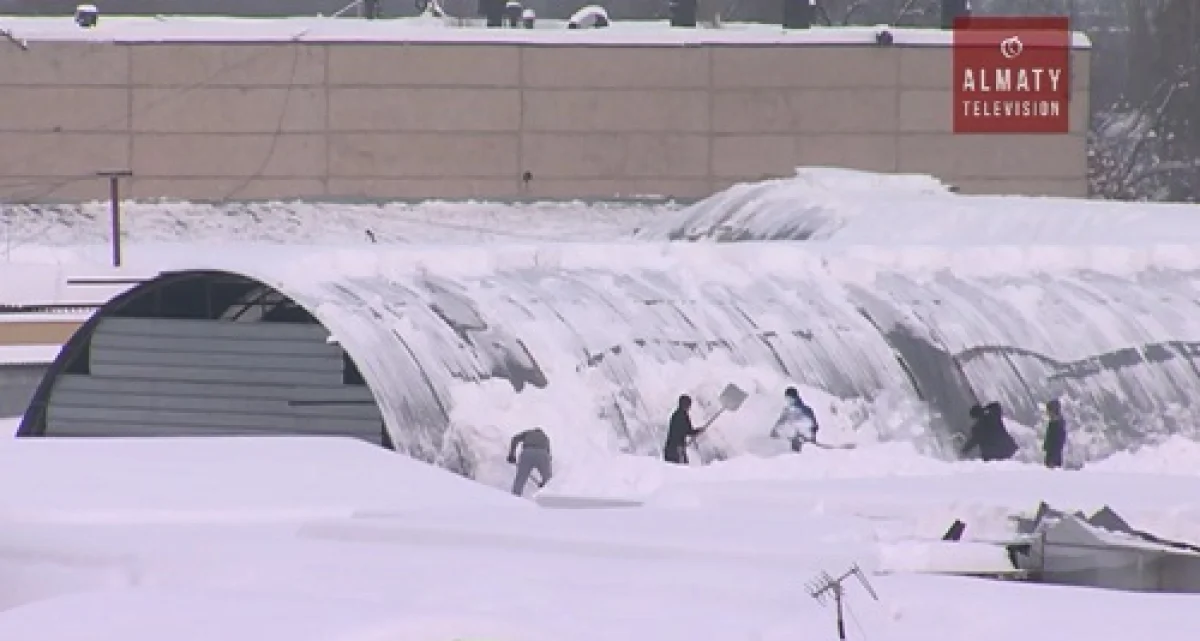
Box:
left=0, top=15, right=1092, bottom=46
left=636, top=167, right=1200, bottom=244
left=0, top=436, right=523, bottom=523
left=0, top=344, right=60, bottom=366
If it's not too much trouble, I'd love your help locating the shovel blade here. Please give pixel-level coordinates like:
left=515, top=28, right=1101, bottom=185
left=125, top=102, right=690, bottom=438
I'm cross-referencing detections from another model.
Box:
left=717, top=383, right=749, bottom=412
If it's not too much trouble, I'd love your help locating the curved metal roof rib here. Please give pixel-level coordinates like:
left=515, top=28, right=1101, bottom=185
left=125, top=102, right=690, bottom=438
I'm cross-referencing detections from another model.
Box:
left=19, top=243, right=1200, bottom=472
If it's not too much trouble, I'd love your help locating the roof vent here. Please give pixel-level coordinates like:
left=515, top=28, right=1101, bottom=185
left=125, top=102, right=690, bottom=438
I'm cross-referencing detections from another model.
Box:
left=504, top=1, right=523, bottom=27
left=74, top=4, right=99, bottom=28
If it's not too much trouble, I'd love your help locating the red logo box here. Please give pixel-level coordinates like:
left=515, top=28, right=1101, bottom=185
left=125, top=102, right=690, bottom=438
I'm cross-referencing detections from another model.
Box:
left=952, top=16, right=1071, bottom=134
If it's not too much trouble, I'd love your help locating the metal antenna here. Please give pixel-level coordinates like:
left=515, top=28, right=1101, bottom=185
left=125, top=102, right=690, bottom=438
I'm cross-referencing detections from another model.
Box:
left=806, top=564, right=880, bottom=640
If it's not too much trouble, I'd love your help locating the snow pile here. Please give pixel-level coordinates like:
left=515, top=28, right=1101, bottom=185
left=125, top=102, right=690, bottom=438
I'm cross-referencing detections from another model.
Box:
left=0, top=437, right=521, bottom=524
left=448, top=360, right=946, bottom=499
left=0, top=431, right=1194, bottom=640
left=0, top=589, right=540, bottom=641
left=635, top=167, right=1200, bottom=244
left=1087, top=436, right=1200, bottom=475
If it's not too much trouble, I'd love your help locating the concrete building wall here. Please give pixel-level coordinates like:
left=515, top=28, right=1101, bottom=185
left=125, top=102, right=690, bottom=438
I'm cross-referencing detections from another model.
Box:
left=0, top=39, right=1090, bottom=203
left=0, top=321, right=82, bottom=346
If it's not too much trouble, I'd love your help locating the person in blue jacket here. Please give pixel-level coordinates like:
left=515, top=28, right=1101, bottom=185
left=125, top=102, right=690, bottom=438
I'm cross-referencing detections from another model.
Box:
left=770, top=387, right=819, bottom=452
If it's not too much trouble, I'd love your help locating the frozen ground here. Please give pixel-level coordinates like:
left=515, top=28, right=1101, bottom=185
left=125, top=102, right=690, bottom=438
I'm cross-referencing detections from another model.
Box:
left=0, top=436, right=1195, bottom=641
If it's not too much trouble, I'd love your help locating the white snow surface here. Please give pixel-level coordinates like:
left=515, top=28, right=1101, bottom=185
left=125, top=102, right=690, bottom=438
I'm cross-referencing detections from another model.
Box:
left=0, top=344, right=60, bottom=366
left=0, top=199, right=670, bottom=306
left=0, top=436, right=1195, bottom=640
left=0, top=15, right=1092, bottom=46
left=0, top=200, right=673, bottom=257
left=636, top=167, right=1200, bottom=244
left=3, top=165, right=1200, bottom=636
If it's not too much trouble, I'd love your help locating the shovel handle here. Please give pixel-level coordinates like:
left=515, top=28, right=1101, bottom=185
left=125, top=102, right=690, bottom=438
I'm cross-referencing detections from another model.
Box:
left=700, top=407, right=726, bottom=430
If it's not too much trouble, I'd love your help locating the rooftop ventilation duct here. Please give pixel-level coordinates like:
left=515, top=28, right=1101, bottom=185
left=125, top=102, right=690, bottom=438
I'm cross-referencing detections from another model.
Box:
left=504, top=1, right=523, bottom=27
left=74, top=4, right=99, bottom=28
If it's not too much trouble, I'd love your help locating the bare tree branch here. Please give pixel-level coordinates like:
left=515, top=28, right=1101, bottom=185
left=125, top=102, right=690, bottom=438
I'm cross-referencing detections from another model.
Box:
left=841, top=0, right=867, bottom=25
left=894, top=0, right=920, bottom=22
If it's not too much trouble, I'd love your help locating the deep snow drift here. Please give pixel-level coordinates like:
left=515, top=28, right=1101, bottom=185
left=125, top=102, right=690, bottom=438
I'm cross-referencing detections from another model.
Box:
left=0, top=436, right=1195, bottom=641
left=635, top=167, right=1200, bottom=244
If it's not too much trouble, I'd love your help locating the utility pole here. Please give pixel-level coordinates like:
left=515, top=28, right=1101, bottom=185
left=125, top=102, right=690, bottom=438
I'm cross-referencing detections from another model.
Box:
left=96, top=170, right=133, bottom=268
left=806, top=565, right=880, bottom=640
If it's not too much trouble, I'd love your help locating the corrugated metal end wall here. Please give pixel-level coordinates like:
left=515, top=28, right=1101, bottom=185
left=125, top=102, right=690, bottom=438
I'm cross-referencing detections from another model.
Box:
left=0, top=364, right=46, bottom=420
left=46, top=317, right=385, bottom=442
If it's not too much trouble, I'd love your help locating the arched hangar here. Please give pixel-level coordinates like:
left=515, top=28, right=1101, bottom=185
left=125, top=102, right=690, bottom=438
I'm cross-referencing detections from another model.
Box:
left=17, top=245, right=1200, bottom=473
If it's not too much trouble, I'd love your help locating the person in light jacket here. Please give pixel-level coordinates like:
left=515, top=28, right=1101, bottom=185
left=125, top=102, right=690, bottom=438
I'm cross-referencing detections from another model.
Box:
left=770, top=387, right=819, bottom=452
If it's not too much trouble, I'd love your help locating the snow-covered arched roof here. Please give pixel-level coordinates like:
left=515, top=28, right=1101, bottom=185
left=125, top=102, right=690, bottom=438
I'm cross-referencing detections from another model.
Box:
left=635, top=168, right=1200, bottom=245
left=20, top=241, right=1200, bottom=470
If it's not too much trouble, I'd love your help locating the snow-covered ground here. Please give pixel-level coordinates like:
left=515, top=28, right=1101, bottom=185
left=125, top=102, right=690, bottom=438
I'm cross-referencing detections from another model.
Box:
left=0, top=200, right=674, bottom=261
left=0, top=435, right=1195, bottom=641
left=7, top=169, right=1200, bottom=271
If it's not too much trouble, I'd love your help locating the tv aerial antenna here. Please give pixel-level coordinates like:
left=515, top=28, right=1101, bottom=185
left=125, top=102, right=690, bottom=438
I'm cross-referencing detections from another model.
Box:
left=806, top=564, right=879, bottom=640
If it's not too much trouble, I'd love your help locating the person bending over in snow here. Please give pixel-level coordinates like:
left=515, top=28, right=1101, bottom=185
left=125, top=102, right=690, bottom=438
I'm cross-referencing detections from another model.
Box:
left=960, top=401, right=1018, bottom=462
left=1043, top=399, right=1066, bottom=469
left=663, top=394, right=703, bottom=465
left=770, top=387, right=819, bottom=452
left=507, top=427, right=552, bottom=496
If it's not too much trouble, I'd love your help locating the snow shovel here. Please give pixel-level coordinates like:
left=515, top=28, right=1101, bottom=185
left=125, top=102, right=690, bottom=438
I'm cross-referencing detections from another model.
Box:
left=795, top=434, right=857, bottom=450
left=689, top=383, right=749, bottom=447
left=701, top=383, right=749, bottom=430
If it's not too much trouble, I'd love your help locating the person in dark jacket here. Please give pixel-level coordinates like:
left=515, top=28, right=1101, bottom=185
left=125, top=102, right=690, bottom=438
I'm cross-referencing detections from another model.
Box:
left=961, top=401, right=1019, bottom=462
left=1043, top=399, right=1066, bottom=468
left=663, top=394, right=704, bottom=465
left=507, top=427, right=552, bottom=496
